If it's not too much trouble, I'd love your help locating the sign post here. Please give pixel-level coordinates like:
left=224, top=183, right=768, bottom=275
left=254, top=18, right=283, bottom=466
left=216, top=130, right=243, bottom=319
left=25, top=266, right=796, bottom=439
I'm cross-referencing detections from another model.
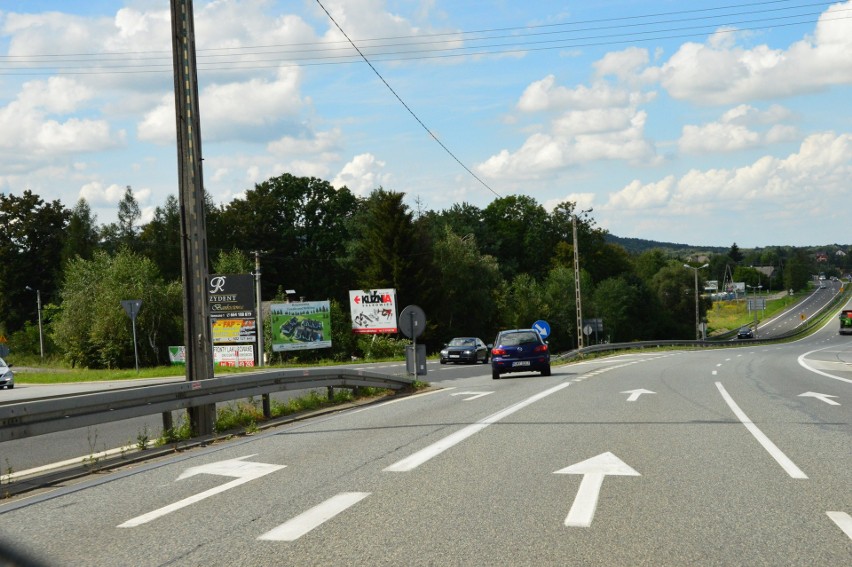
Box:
left=121, top=299, right=143, bottom=373
left=399, top=305, right=426, bottom=376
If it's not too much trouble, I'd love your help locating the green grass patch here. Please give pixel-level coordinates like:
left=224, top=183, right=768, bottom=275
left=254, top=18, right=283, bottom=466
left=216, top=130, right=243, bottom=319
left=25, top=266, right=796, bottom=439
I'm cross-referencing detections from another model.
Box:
left=706, top=293, right=805, bottom=335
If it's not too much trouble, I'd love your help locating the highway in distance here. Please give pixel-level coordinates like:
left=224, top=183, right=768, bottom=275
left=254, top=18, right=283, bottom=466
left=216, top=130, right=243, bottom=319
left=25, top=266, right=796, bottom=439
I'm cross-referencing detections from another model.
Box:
left=0, top=315, right=850, bottom=566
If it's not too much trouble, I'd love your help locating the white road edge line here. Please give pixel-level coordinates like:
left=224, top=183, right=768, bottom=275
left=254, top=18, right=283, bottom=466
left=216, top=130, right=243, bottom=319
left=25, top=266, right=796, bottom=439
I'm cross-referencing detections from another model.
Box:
left=258, top=492, right=370, bottom=542
left=826, top=511, right=852, bottom=541
left=797, top=347, right=852, bottom=384
left=715, top=382, right=808, bottom=479
left=384, top=382, right=571, bottom=472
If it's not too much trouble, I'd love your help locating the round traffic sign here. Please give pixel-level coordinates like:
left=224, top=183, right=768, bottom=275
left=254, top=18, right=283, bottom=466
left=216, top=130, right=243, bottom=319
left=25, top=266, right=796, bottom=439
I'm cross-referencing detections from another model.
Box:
left=399, top=305, right=426, bottom=338
left=533, top=319, right=551, bottom=339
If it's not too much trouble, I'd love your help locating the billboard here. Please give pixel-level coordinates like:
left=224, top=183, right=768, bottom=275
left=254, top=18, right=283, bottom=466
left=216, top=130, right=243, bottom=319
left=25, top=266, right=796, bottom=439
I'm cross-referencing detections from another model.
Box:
left=270, top=301, right=332, bottom=352
left=349, top=289, right=397, bottom=334
left=208, top=273, right=255, bottom=319
left=211, top=318, right=256, bottom=343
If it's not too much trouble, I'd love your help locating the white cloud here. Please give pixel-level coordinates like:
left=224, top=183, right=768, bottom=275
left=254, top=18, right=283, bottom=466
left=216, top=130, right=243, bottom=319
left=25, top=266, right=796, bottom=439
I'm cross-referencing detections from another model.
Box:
left=679, top=104, right=799, bottom=154
left=517, top=75, right=633, bottom=112
left=79, top=182, right=127, bottom=206
left=657, top=1, right=852, bottom=105
left=604, top=132, right=852, bottom=219
left=332, top=153, right=391, bottom=196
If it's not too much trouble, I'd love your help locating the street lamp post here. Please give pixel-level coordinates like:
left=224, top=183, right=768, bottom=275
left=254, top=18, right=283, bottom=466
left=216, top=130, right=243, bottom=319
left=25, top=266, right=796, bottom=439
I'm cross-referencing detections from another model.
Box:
left=747, top=284, right=763, bottom=337
left=25, top=286, right=44, bottom=359
left=684, top=263, right=709, bottom=340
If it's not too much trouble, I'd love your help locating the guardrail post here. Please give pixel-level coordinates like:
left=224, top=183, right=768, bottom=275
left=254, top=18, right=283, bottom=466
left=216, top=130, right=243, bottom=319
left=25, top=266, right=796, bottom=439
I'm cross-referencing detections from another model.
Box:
left=262, top=394, right=271, bottom=418
left=327, top=386, right=334, bottom=401
left=162, top=411, right=174, bottom=433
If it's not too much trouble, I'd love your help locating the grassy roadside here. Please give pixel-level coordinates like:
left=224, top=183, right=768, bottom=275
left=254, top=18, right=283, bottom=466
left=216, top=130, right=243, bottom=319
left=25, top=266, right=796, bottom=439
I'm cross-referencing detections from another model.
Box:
left=706, top=291, right=807, bottom=335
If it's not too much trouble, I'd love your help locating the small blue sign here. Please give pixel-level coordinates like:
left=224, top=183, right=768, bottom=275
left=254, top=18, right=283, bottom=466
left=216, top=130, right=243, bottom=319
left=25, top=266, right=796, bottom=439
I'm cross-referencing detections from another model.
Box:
left=532, top=320, right=551, bottom=339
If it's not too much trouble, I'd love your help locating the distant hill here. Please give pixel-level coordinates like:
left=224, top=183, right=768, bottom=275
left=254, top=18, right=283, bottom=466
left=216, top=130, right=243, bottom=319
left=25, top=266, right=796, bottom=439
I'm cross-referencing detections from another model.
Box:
left=605, top=234, right=729, bottom=255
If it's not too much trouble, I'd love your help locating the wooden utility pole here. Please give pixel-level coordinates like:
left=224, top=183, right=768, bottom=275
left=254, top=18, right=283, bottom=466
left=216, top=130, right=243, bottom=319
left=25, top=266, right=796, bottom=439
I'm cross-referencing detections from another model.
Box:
left=171, top=0, right=215, bottom=435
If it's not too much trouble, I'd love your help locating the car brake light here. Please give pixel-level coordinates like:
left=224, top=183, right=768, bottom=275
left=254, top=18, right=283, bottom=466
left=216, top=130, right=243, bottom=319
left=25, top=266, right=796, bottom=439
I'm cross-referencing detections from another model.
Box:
left=533, top=344, right=548, bottom=353
left=492, top=348, right=507, bottom=355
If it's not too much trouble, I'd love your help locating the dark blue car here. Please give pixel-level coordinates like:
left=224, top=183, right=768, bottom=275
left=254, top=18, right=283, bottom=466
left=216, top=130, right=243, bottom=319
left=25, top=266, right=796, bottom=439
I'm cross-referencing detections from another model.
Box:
left=490, top=329, right=551, bottom=379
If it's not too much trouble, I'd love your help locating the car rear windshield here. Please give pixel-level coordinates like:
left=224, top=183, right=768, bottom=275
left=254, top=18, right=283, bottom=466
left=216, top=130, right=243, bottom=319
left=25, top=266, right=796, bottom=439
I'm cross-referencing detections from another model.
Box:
left=499, top=332, right=539, bottom=345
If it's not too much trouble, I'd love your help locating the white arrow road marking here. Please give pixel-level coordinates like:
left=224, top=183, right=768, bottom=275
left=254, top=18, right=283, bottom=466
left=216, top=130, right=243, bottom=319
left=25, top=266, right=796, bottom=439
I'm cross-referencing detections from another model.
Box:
left=554, top=452, right=640, bottom=528
left=450, top=391, right=493, bottom=401
left=827, top=511, right=852, bottom=541
left=385, top=383, right=571, bottom=472
left=258, top=492, right=370, bottom=542
left=621, top=389, right=655, bottom=402
left=118, top=455, right=285, bottom=528
left=798, top=391, right=840, bottom=406
left=716, top=383, right=808, bottom=479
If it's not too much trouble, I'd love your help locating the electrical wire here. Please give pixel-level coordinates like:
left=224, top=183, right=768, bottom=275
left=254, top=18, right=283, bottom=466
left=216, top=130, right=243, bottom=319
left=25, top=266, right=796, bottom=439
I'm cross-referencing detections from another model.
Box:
left=312, top=0, right=500, bottom=198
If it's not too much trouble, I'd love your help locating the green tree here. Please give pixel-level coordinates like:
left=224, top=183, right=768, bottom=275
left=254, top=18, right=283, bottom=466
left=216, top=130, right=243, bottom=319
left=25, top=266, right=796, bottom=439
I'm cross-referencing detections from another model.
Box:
left=650, top=263, right=706, bottom=339
left=345, top=188, right=433, bottom=310
left=62, top=198, right=99, bottom=265
left=52, top=249, right=182, bottom=368
left=220, top=174, right=356, bottom=303
left=117, top=185, right=141, bottom=246
left=0, top=190, right=70, bottom=334
left=139, top=194, right=182, bottom=281
left=432, top=227, right=503, bottom=341
left=494, top=273, right=545, bottom=331
left=480, top=195, right=555, bottom=281
left=728, top=242, right=744, bottom=264
left=783, top=250, right=812, bottom=292
left=212, top=248, right=253, bottom=274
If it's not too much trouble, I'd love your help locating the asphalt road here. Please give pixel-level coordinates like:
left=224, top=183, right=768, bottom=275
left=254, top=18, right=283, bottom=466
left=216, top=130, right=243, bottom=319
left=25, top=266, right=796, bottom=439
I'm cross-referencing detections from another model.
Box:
left=0, top=317, right=849, bottom=565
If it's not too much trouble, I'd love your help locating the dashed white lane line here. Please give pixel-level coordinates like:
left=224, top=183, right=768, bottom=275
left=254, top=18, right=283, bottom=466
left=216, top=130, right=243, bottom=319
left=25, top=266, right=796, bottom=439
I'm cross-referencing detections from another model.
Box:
left=826, top=511, right=852, bottom=541
left=258, top=492, right=370, bottom=541
left=383, top=382, right=571, bottom=472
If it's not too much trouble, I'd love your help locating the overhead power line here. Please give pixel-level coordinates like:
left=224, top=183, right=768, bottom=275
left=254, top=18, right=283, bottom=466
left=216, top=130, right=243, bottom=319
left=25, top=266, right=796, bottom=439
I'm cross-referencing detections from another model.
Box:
left=312, top=0, right=500, bottom=198
left=0, top=1, right=848, bottom=75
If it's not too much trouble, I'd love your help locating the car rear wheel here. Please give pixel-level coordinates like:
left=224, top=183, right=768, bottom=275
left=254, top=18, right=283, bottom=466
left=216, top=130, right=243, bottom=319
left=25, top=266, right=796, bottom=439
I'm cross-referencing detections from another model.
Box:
left=541, top=365, right=551, bottom=377
left=491, top=369, right=500, bottom=380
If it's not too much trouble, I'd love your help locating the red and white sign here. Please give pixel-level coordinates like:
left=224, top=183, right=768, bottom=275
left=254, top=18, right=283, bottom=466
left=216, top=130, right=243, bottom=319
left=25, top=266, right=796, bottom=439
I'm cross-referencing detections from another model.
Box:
left=349, top=289, right=398, bottom=334
left=213, top=344, right=255, bottom=367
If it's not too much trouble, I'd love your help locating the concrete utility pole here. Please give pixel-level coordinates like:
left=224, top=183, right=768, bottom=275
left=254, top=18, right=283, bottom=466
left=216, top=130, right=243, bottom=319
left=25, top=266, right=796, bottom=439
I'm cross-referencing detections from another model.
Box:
left=573, top=216, right=584, bottom=349
left=171, top=0, right=215, bottom=436
left=253, top=250, right=264, bottom=367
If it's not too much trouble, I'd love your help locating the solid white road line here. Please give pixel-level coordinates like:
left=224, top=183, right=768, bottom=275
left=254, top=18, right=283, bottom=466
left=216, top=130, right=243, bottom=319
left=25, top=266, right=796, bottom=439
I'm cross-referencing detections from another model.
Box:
left=384, top=382, right=571, bottom=472
left=715, top=382, right=808, bottom=479
left=258, top=492, right=370, bottom=541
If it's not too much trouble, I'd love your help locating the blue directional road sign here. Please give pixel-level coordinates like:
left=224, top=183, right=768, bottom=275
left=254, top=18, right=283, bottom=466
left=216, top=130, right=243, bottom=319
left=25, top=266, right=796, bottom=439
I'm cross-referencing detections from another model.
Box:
left=533, top=319, right=551, bottom=339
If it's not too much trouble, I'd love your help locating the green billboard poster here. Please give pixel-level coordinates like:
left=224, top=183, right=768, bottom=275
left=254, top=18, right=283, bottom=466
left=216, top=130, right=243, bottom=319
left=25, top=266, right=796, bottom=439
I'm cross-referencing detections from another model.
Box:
left=270, top=301, right=332, bottom=352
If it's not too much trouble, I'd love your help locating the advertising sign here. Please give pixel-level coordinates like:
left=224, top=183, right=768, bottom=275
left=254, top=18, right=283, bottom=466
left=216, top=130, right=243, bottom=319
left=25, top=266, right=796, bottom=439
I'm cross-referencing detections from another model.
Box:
left=211, top=318, right=257, bottom=343
left=168, top=344, right=256, bottom=367
left=349, top=289, right=398, bottom=334
left=270, top=301, right=332, bottom=352
left=213, top=344, right=255, bottom=367
left=168, top=346, right=186, bottom=365
left=208, top=274, right=255, bottom=319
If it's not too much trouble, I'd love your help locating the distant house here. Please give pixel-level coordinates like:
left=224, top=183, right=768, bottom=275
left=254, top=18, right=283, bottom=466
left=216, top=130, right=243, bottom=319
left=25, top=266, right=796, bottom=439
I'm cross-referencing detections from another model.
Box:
left=836, top=250, right=847, bottom=257
left=816, top=252, right=829, bottom=263
left=755, top=266, right=775, bottom=279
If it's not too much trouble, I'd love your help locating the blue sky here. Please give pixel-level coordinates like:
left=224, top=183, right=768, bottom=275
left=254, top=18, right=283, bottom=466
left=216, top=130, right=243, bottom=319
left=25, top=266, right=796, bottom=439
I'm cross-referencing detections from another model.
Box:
left=2, top=0, right=852, bottom=248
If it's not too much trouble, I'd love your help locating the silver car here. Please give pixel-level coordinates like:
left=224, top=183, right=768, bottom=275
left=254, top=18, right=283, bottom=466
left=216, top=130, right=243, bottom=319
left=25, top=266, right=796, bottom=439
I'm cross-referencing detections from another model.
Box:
left=0, top=357, right=14, bottom=389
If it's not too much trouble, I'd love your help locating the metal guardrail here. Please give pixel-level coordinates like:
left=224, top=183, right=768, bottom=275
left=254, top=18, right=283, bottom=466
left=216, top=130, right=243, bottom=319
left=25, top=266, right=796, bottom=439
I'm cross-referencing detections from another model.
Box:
left=0, top=368, right=414, bottom=443
left=557, top=287, right=851, bottom=361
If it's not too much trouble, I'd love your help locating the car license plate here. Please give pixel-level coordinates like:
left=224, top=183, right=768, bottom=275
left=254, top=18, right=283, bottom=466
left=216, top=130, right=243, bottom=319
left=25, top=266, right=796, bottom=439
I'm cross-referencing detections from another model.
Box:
left=450, top=355, right=459, bottom=358
left=512, top=361, right=530, bottom=367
